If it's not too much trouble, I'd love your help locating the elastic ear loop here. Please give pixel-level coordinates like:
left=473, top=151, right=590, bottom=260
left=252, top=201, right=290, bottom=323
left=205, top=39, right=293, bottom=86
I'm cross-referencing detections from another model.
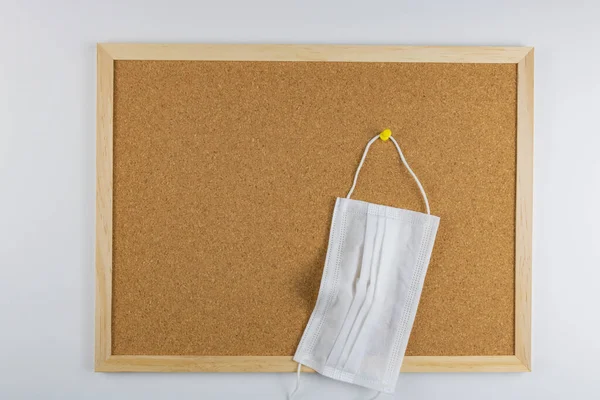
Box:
left=368, top=391, right=382, bottom=399
left=289, top=363, right=302, bottom=399
left=346, top=134, right=431, bottom=215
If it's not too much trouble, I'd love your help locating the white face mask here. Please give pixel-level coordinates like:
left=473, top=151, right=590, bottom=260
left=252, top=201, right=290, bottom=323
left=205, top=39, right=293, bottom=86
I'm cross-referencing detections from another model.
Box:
left=293, top=131, right=440, bottom=395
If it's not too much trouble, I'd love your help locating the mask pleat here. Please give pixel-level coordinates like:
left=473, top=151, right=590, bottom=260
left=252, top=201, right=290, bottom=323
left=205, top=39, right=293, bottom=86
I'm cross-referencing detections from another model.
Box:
left=338, top=214, right=386, bottom=373
left=324, top=211, right=378, bottom=370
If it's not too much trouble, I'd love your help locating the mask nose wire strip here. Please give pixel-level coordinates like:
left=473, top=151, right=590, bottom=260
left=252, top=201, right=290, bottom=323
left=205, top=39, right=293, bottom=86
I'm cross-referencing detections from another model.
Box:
left=288, top=363, right=302, bottom=399
left=345, top=134, right=431, bottom=215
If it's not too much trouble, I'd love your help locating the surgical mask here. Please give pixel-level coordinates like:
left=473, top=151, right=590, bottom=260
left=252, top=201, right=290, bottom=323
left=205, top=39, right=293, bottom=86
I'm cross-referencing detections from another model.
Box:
left=292, top=130, right=440, bottom=396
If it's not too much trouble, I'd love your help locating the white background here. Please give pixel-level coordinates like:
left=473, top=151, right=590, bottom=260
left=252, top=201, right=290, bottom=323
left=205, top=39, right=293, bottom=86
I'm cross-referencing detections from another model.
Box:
left=1, top=0, right=599, bottom=399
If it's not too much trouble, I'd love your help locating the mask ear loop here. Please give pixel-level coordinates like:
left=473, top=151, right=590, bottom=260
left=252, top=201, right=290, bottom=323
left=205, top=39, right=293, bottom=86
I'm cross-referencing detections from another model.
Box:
left=289, top=363, right=302, bottom=399
left=346, top=129, right=431, bottom=215
left=367, top=391, right=382, bottom=399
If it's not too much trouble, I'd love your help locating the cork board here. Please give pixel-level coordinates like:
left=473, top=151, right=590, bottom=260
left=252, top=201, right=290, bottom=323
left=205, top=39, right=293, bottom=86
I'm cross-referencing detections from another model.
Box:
left=96, top=44, right=533, bottom=372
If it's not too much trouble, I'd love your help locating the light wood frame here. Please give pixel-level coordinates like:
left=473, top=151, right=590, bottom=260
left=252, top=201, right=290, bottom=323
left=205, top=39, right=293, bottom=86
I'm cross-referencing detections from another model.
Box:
left=96, top=44, right=533, bottom=373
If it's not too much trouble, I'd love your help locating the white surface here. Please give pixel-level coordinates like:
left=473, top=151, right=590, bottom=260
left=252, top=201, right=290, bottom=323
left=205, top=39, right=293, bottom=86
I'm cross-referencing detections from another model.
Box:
left=1, top=1, right=599, bottom=399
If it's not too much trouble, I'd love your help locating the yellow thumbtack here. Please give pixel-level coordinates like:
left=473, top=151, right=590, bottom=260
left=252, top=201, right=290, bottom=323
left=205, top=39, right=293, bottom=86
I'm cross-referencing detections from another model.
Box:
left=379, top=129, right=392, bottom=141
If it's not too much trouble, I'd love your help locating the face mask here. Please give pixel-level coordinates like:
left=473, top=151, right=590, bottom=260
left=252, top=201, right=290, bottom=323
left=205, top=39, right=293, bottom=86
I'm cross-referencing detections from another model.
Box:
left=292, top=130, right=440, bottom=395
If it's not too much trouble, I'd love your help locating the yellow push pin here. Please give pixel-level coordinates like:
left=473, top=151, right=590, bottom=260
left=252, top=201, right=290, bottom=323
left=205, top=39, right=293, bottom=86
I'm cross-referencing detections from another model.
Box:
left=379, top=128, right=392, bottom=141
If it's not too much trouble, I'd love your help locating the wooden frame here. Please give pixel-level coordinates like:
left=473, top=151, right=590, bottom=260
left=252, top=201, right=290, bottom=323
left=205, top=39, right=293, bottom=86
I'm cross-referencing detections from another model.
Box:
left=96, top=44, right=533, bottom=373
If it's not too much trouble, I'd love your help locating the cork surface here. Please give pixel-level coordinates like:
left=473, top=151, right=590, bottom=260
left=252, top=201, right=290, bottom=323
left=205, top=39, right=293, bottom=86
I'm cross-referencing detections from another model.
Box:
left=112, top=61, right=516, bottom=356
